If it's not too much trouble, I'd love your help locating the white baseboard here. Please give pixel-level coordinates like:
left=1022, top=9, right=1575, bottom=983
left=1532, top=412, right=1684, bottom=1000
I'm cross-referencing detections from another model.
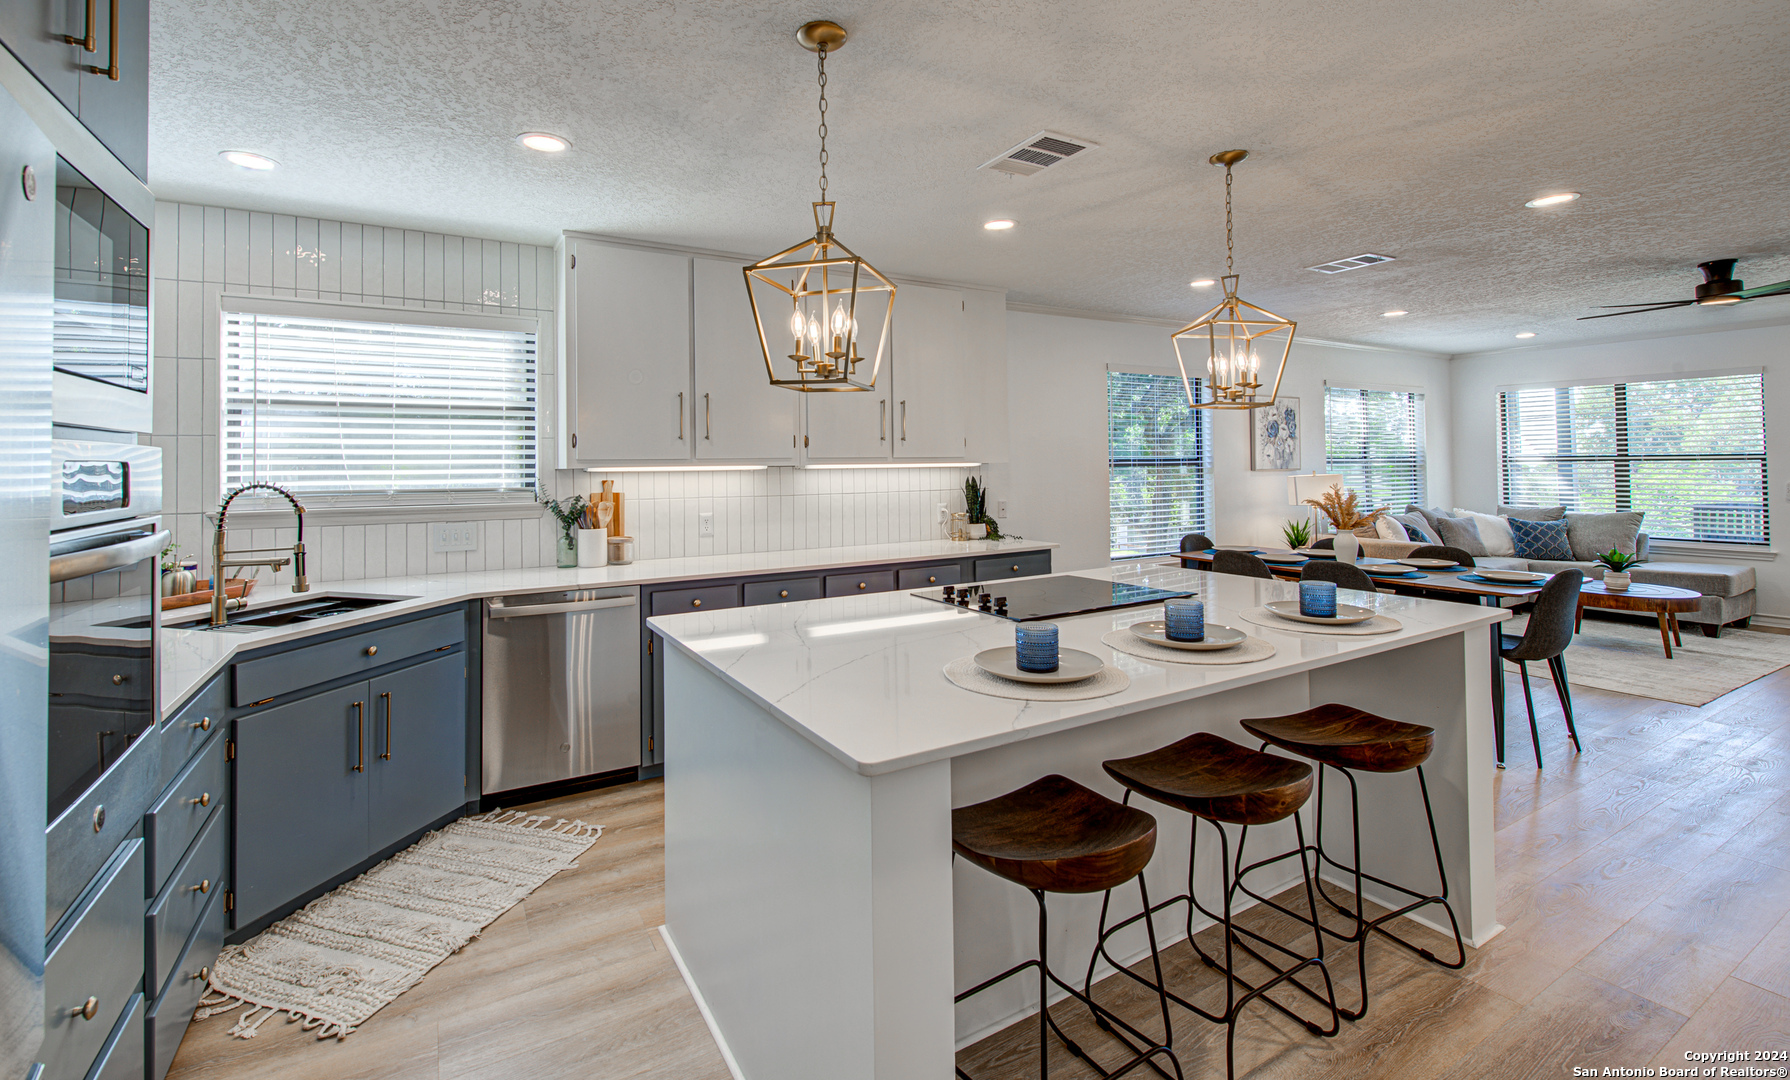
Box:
left=659, top=925, right=746, bottom=1080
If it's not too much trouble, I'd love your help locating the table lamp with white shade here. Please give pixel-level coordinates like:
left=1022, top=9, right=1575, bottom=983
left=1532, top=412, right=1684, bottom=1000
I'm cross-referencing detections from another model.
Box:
left=1288, top=473, right=1346, bottom=532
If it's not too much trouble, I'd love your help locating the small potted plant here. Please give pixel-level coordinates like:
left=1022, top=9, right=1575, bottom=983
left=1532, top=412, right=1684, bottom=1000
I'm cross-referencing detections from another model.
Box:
left=1281, top=518, right=1313, bottom=551
left=537, top=489, right=588, bottom=569
left=1597, top=548, right=1638, bottom=590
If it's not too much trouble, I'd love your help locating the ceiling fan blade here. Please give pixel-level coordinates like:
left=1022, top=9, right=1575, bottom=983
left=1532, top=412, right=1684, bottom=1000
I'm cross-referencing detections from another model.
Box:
left=1736, top=279, right=1790, bottom=299
left=1576, top=302, right=1696, bottom=321
left=1595, top=301, right=1693, bottom=308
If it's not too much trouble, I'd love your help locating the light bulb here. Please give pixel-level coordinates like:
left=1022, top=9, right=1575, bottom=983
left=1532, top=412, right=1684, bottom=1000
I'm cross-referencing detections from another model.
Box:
left=789, top=309, right=805, bottom=342
left=806, top=315, right=821, bottom=346
left=831, top=305, right=848, bottom=335
left=220, top=150, right=277, bottom=171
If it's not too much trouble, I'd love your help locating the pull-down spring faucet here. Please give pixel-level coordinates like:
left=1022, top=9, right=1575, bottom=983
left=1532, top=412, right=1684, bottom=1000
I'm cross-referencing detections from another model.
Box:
left=212, top=482, right=308, bottom=627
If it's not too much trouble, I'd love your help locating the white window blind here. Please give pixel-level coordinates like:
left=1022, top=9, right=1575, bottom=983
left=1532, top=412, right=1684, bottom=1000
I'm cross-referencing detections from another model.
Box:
left=1499, top=373, right=1767, bottom=545
left=1324, top=387, right=1427, bottom=509
left=1109, top=372, right=1212, bottom=559
left=222, top=300, right=538, bottom=500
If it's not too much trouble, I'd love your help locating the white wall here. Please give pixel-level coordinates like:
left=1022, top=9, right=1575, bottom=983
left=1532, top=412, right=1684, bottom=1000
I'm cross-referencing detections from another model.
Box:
left=1450, top=319, right=1790, bottom=621
left=1003, top=310, right=1454, bottom=573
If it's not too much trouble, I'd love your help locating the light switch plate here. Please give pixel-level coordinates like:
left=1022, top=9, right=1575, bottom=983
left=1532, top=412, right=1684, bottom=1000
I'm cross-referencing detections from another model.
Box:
left=996, top=501, right=1008, bottom=519
left=698, top=512, right=714, bottom=537
left=430, top=522, right=479, bottom=553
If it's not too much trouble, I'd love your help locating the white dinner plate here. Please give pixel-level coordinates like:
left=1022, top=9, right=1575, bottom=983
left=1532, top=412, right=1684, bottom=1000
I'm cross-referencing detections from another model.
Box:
left=1362, top=564, right=1423, bottom=576
left=1475, top=569, right=1549, bottom=584
left=1127, top=621, right=1249, bottom=651
left=1258, top=552, right=1307, bottom=565
left=1397, top=558, right=1461, bottom=569
left=1263, top=600, right=1378, bottom=625
left=1212, top=546, right=1261, bottom=553
left=1293, top=547, right=1337, bottom=558
left=973, top=647, right=1106, bottom=684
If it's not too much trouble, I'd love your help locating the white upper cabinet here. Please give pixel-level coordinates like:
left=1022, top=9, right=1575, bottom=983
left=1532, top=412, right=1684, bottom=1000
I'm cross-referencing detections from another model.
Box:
left=692, top=258, right=800, bottom=463
left=566, top=240, right=693, bottom=464
left=802, top=374, right=895, bottom=463
left=890, top=283, right=969, bottom=460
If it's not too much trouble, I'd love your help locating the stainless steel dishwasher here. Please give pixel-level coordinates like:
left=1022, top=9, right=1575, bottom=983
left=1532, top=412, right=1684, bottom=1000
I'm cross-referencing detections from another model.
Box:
left=482, top=587, right=641, bottom=795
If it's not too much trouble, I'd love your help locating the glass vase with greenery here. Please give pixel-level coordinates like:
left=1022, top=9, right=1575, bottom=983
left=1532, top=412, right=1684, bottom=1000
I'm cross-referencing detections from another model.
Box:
left=538, top=489, right=588, bottom=568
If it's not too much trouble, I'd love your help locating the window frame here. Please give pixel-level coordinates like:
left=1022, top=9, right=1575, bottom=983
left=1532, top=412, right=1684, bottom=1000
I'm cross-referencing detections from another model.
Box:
left=1106, top=366, right=1213, bottom=561
left=1322, top=384, right=1428, bottom=511
left=217, top=292, right=541, bottom=513
left=1495, top=369, right=1769, bottom=547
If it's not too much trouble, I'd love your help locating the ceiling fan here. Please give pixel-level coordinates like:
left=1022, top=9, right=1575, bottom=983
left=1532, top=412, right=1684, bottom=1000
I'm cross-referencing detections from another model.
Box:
left=1579, top=258, right=1790, bottom=320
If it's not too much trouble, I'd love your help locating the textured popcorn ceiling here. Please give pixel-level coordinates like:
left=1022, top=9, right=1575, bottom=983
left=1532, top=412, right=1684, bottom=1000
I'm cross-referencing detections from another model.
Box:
left=148, top=0, right=1790, bottom=354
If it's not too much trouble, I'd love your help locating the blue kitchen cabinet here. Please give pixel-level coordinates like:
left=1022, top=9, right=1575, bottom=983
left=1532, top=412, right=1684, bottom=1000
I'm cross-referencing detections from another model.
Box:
left=367, top=652, right=469, bottom=855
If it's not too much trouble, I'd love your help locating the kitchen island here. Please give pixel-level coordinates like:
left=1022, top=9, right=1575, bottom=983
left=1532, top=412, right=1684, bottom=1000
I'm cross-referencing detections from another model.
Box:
left=648, top=562, right=1508, bottom=1080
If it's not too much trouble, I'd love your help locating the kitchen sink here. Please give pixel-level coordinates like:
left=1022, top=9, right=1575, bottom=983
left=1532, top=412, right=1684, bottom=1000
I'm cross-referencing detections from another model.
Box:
left=207, top=595, right=405, bottom=629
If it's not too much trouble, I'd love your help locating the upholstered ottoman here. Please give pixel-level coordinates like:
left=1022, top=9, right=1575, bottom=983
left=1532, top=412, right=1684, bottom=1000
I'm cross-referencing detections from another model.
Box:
left=1628, top=562, right=1756, bottom=636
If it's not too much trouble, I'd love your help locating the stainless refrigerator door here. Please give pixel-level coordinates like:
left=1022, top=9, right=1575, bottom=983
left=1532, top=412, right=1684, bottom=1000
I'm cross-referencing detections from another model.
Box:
left=0, top=81, right=56, bottom=1080
left=482, top=590, right=642, bottom=794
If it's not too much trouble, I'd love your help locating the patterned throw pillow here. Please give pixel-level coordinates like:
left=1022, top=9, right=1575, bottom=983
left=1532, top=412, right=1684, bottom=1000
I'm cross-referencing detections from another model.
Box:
left=1509, top=517, right=1573, bottom=561
left=1392, top=513, right=1434, bottom=545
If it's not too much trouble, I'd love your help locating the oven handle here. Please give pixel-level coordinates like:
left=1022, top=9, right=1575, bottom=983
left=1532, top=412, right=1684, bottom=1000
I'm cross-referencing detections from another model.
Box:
left=50, top=529, right=170, bottom=584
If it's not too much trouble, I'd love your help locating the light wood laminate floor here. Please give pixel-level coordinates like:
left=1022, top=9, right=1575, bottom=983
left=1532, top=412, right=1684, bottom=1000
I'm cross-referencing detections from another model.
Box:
left=168, top=666, right=1790, bottom=1079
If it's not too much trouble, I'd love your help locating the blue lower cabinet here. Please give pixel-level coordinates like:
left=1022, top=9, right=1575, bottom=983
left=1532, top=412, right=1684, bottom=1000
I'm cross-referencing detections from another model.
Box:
left=42, top=841, right=145, bottom=1080
left=145, top=888, right=226, bottom=1080
left=83, top=991, right=144, bottom=1080
left=366, top=652, right=467, bottom=854
left=143, top=731, right=227, bottom=898
left=144, top=808, right=225, bottom=999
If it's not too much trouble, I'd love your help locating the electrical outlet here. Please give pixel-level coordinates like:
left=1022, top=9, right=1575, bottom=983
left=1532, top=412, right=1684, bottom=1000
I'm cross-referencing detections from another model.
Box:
left=996, top=501, right=1008, bottom=519
left=698, top=511, right=714, bottom=537
left=937, top=502, right=948, bottom=522
left=430, top=522, right=478, bottom=553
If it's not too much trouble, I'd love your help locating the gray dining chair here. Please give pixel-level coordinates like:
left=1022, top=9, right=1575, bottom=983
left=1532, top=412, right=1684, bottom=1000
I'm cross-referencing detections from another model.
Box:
left=1407, top=544, right=1476, bottom=568
left=1300, top=560, right=1376, bottom=593
left=1180, top=533, right=1214, bottom=553
left=1212, top=550, right=1275, bottom=579
left=1499, top=568, right=1583, bottom=768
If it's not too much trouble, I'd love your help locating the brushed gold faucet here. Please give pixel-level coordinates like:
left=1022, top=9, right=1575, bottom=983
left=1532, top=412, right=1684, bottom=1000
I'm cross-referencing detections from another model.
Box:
left=211, top=483, right=308, bottom=627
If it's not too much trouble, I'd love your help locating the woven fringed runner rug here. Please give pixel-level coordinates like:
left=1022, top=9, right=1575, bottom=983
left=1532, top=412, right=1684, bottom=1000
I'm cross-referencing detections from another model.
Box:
left=195, top=810, right=602, bottom=1041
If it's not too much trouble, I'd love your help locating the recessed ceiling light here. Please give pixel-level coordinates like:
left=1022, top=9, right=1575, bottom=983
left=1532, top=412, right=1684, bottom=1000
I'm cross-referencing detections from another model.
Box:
left=517, top=132, right=571, bottom=153
left=1524, top=192, right=1580, bottom=208
left=1382, top=310, right=1408, bottom=317
left=219, top=150, right=277, bottom=171
left=1515, top=332, right=1537, bottom=339
left=983, top=219, right=1015, bottom=231
left=1189, top=279, right=1216, bottom=288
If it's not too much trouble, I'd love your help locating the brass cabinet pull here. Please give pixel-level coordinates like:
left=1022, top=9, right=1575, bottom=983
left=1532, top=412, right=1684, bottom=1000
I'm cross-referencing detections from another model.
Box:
left=879, top=399, right=887, bottom=441
left=364, top=644, right=377, bottom=657
left=380, top=691, right=392, bottom=761
left=189, top=792, right=209, bottom=808
left=691, top=598, right=701, bottom=607
left=193, top=967, right=210, bottom=983
left=857, top=582, right=867, bottom=590
left=900, top=400, right=908, bottom=442
left=352, top=701, right=364, bottom=772
left=678, top=392, right=685, bottom=440
left=64, top=0, right=96, bottom=50
left=927, top=575, right=937, bottom=583
left=85, top=0, right=118, bottom=79
left=95, top=731, right=113, bottom=773
left=111, top=673, right=126, bottom=685
left=73, top=996, right=98, bottom=1021
left=190, top=879, right=209, bottom=894
left=704, top=393, right=711, bottom=440
left=1011, top=565, right=1020, bottom=572
left=779, top=590, right=788, bottom=598
left=191, top=716, right=211, bottom=731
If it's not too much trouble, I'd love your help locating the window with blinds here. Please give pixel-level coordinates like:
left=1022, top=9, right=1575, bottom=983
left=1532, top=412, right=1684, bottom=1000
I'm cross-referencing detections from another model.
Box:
left=1499, top=373, right=1767, bottom=544
left=1324, top=387, right=1427, bottom=509
left=222, top=302, right=538, bottom=501
left=1109, top=371, right=1212, bottom=559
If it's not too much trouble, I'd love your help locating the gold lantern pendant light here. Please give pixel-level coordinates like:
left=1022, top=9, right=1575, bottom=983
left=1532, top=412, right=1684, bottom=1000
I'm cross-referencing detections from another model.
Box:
left=743, top=21, right=894, bottom=392
left=1171, top=150, right=1295, bottom=410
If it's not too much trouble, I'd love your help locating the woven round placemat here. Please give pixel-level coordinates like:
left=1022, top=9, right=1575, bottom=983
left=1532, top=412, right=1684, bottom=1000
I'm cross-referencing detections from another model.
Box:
left=1100, top=628, right=1278, bottom=665
left=1238, top=606, right=1403, bottom=636
left=943, top=656, right=1130, bottom=701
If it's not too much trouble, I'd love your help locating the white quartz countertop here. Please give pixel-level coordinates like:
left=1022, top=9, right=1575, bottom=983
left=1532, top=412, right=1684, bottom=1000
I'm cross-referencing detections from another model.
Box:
left=648, top=562, right=1509, bottom=776
left=155, top=537, right=1052, bottom=719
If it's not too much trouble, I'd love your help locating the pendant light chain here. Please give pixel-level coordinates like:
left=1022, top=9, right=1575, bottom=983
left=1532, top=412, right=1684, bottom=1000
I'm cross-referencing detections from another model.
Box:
left=816, top=45, right=829, bottom=203
left=1224, top=164, right=1234, bottom=276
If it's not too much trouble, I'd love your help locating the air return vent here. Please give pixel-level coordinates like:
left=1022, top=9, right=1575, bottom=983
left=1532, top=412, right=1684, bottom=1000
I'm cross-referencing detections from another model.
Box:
left=1307, top=253, right=1397, bottom=274
left=979, top=131, right=1099, bottom=176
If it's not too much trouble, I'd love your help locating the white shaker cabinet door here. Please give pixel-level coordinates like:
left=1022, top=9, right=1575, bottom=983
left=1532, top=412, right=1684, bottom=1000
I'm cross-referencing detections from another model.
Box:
left=802, top=378, right=895, bottom=462
left=568, top=241, right=693, bottom=464
left=692, top=257, right=800, bottom=463
left=891, top=283, right=969, bottom=460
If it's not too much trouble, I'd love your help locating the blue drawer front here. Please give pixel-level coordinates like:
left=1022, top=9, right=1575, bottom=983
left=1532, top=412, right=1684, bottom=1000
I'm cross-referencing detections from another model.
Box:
left=144, top=729, right=228, bottom=897
left=158, top=675, right=227, bottom=791
left=146, top=807, right=225, bottom=1000
left=824, top=570, right=896, bottom=597
left=742, top=577, right=824, bottom=606
left=146, top=887, right=226, bottom=1080
left=649, top=585, right=739, bottom=616
left=897, top=563, right=963, bottom=589
left=232, top=609, right=465, bottom=706
left=972, top=551, right=1052, bottom=582
left=42, top=841, right=145, bottom=1080
left=84, top=990, right=144, bottom=1080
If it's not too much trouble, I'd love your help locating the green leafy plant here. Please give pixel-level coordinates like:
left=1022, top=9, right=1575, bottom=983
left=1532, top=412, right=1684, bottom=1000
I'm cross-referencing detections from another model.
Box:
left=1596, top=548, right=1638, bottom=573
left=963, top=476, right=1018, bottom=540
left=1281, top=518, right=1313, bottom=549
left=537, top=488, right=589, bottom=545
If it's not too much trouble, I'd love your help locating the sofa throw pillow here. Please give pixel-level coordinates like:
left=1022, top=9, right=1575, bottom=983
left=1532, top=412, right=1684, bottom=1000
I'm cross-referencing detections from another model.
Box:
left=1392, top=513, right=1435, bottom=545
left=1376, top=515, right=1410, bottom=542
left=1406, top=505, right=1444, bottom=538
left=1451, top=508, right=1517, bottom=557
left=1498, top=504, right=1567, bottom=521
left=1565, top=511, right=1645, bottom=562
left=1432, top=515, right=1487, bottom=556
left=1509, top=517, right=1573, bottom=561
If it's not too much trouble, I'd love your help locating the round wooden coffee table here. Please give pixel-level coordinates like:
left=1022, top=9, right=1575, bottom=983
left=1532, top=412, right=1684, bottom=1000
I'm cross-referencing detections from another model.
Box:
left=1575, top=581, right=1702, bottom=659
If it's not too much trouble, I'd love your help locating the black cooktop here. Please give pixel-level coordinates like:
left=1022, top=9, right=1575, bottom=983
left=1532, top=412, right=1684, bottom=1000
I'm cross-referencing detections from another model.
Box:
left=912, top=575, right=1193, bottom=623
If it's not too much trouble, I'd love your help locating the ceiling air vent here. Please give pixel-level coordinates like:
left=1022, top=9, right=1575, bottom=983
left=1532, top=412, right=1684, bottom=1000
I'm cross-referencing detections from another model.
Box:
left=1307, top=253, right=1397, bottom=274
left=979, top=130, right=1099, bottom=177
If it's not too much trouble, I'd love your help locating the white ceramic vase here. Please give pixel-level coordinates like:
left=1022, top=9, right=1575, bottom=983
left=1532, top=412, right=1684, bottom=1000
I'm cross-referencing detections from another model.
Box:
left=576, top=527, right=608, bottom=568
left=1333, top=530, right=1361, bottom=564
left=1603, top=571, right=1631, bottom=590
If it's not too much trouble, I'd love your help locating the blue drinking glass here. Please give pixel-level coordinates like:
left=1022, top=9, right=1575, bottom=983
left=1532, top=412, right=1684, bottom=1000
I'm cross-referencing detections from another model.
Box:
left=1014, top=621, right=1060, bottom=673
left=1299, top=580, right=1337, bottom=618
left=1164, top=598, right=1205, bottom=642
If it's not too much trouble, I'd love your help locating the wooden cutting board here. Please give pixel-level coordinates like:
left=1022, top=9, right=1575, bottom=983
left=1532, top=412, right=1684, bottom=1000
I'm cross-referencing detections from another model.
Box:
left=596, top=492, right=625, bottom=539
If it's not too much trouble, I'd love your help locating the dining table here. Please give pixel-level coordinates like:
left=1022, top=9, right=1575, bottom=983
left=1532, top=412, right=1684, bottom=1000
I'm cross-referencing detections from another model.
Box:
left=1178, top=548, right=1545, bottom=766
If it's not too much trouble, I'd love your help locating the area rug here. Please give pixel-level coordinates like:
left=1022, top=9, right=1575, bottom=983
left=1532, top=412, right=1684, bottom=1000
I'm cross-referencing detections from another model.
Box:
left=195, top=810, right=602, bottom=1041
left=1506, top=613, right=1790, bottom=707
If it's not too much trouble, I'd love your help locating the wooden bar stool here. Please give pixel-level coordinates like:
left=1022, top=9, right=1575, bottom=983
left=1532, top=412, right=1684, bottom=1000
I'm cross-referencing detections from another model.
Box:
left=1092, top=733, right=1339, bottom=1080
left=953, top=774, right=1184, bottom=1080
left=1239, top=703, right=1466, bottom=1020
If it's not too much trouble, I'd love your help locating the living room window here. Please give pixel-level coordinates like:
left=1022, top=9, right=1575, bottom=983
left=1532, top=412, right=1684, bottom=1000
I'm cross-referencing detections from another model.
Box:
left=1108, top=371, right=1212, bottom=559
left=1498, top=372, right=1767, bottom=545
left=1324, top=386, right=1427, bottom=509
left=222, top=297, right=538, bottom=505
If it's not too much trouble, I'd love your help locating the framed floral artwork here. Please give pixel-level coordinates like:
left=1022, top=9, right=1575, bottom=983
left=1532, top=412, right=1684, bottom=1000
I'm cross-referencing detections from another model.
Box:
left=1251, top=397, right=1301, bottom=471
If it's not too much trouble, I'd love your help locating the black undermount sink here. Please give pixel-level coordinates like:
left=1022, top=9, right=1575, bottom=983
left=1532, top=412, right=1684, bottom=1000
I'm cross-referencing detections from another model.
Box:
left=198, top=594, right=402, bottom=630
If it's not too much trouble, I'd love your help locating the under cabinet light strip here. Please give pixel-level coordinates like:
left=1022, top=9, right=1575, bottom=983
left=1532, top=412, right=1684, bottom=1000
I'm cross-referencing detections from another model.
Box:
left=586, top=465, right=768, bottom=473
left=804, top=462, right=982, bottom=470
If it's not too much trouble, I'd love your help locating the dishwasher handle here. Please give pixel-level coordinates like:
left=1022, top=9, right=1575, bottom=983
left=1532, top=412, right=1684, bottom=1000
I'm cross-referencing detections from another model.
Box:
left=486, top=595, right=638, bottom=619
